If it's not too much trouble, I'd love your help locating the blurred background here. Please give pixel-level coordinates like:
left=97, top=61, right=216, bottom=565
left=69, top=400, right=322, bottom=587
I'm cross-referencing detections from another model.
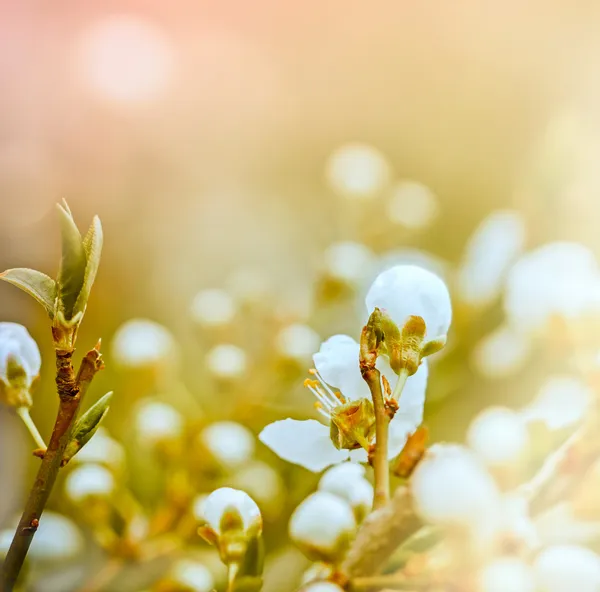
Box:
left=3, top=1, right=600, bottom=590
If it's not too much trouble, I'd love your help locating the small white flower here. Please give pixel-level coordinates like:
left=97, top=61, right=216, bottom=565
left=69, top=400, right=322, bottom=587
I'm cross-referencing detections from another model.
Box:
left=478, top=557, right=536, bottom=592
left=203, top=487, right=261, bottom=536
left=411, top=444, right=501, bottom=527
left=326, top=143, right=391, bottom=199
left=64, top=464, right=116, bottom=502
left=301, top=583, right=345, bottom=592
left=72, top=427, right=125, bottom=469
left=259, top=334, right=428, bottom=472
left=457, top=210, right=526, bottom=308
left=289, top=491, right=356, bottom=562
left=521, top=375, right=592, bottom=430
left=0, top=323, right=41, bottom=408
left=134, top=399, right=184, bottom=443
left=365, top=265, right=452, bottom=339
left=206, top=344, right=247, bottom=378
left=191, top=289, right=237, bottom=327
left=0, top=511, right=83, bottom=562
left=318, top=463, right=373, bottom=519
left=471, top=324, right=532, bottom=379
left=200, top=421, right=255, bottom=469
left=230, top=460, right=285, bottom=508
left=467, top=407, right=529, bottom=467
left=192, top=494, right=209, bottom=522
left=170, top=559, right=214, bottom=592
left=505, top=242, right=599, bottom=333
left=276, top=324, right=321, bottom=361
left=387, top=181, right=439, bottom=230
left=534, top=545, right=600, bottom=592
left=111, top=319, right=176, bottom=368
left=323, top=241, right=375, bottom=284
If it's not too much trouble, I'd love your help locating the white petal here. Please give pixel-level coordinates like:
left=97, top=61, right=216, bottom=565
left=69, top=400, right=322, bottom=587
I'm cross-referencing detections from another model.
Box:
left=259, top=419, right=349, bottom=472
left=313, top=335, right=369, bottom=400
left=0, top=323, right=41, bottom=385
left=365, top=265, right=452, bottom=338
left=348, top=448, right=369, bottom=463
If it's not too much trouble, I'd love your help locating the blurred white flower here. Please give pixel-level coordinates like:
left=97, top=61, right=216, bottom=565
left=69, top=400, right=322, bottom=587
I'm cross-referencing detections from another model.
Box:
left=230, top=461, right=285, bottom=510
left=521, top=375, right=592, bottom=430
left=111, top=319, right=176, bottom=368
left=72, top=427, right=125, bottom=469
left=170, top=559, right=214, bottom=592
left=203, top=487, right=262, bottom=536
left=226, top=266, right=271, bottom=303
left=206, top=344, right=247, bottom=378
left=478, top=557, right=535, bottom=592
left=65, top=464, right=116, bottom=502
left=276, top=324, right=321, bottom=361
left=200, top=421, right=255, bottom=468
left=318, top=463, right=373, bottom=519
left=471, top=324, right=532, bottom=379
left=302, top=583, right=345, bottom=592
left=259, top=334, right=428, bottom=472
left=387, top=181, right=439, bottom=230
left=326, top=143, right=391, bottom=199
left=505, top=242, right=599, bottom=333
left=0, top=511, right=83, bottom=562
left=457, top=210, right=526, bottom=308
left=191, top=289, right=237, bottom=327
left=411, top=444, right=501, bottom=527
left=289, top=491, right=356, bottom=563
left=323, top=241, right=375, bottom=284
left=534, top=545, right=600, bottom=592
left=365, top=265, right=452, bottom=339
left=134, top=399, right=184, bottom=443
left=467, top=407, right=529, bottom=466
left=0, top=322, right=41, bottom=408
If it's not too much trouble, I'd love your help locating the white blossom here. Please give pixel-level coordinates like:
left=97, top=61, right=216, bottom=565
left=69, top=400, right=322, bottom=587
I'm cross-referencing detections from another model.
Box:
left=471, top=324, right=532, bottom=379
left=191, top=289, right=237, bottom=327
left=302, top=583, right=345, bottom=592
left=318, top=463, right=373, bottom=519
left=206, top=344, right=247, bottom=378
left=505, top=242, right=599, bottom=333
left=467, top=407, right=529, bottom=466
left=259, top=334, right=428, bottom=472
left=230, top=461, right=285, bottom=508
left=170, top=559, right=214, bottom=592
left=111, top=319, right=176, bottom=368
left=200, top=421, right=255, bottom=469
left=289, top=491, right=356, bottom=562
left=478, top=557, right=536, bottom=592
left=457, top=210, right=526, bottom=308
left=0, top=512, right=83, bottom=561
left=64, top=464, right=116, bottom=502
left=534, top=545, right=600, bottom=592
left=387, top=181, right=439, bottom=230
left=365, top=265, right=452, bottom=339
left=192, top=494, right=209, bottom=522
left=134, top=399, right=184, bottom=443
left=323, top=241, right=375, bottom=283
left=203, top=487, right=261, bottom=536
left=0, top=323, right=41, bottom=408
left=411, top=444, right=501, bottom=527
left=276, top=324, right=321, bottom=361
left=521, top=375, right=592, bottom=430
left=326, top=143, right=391, bottom=199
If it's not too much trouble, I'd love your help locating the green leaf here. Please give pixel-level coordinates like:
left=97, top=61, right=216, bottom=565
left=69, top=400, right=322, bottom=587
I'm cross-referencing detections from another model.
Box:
left=0, top=268, right=57, bottom=317
left=62, top=391, right=113, bottom=464
left=56, top=203, right=86, bottom=320
left=74, top=216, right=103, bottom=316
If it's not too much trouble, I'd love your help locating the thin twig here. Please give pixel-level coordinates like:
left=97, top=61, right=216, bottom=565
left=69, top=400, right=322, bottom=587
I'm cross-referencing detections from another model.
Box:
left=0, top=343, right=103, bottom=592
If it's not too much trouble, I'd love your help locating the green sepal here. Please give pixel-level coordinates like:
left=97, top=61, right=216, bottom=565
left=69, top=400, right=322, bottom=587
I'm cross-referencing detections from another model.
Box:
left=421, top=335, right=447, bottom=358
left=0, top=268, right=57, bottom=318
left=56, top=202, right=87, bottom=321
left=231, top=534, right=264, bottom=592
left=62, top=391, right=113, bottom=464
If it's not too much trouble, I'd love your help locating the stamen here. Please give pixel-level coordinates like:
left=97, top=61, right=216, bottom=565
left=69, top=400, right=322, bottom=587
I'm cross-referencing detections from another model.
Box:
left=312, top=369, right=347, bottom=405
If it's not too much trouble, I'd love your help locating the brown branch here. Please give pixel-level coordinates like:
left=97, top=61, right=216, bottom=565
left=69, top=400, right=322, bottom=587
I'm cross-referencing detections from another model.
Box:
left=0, top=342, right=103, bottom=592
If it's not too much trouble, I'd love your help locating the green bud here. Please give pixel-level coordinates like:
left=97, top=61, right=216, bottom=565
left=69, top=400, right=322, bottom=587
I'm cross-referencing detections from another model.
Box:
left=330, top=398, right=376, bottom=451
left=62, top=391, right=113, bottom=465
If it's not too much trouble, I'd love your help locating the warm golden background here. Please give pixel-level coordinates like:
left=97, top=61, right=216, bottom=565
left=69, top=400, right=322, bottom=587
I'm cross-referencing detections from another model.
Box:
left=2, top=1, right=600, bottom=590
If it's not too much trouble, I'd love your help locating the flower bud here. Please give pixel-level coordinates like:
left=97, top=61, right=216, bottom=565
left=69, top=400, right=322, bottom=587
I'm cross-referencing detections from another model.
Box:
left=276, top=323, right=321, bottom=361
left=205, top=344, right=247, bottom=378
left=200, top=421, right=255, bottom=469
left=301, top=583, right=345, bottom=592
left=191, top=288, right=237, bottom=327
left=318, top=463, right=373, bottom=523
left=169, top=559, right=215, bottom=592
left=478, top=557, right=535, bottom=592
left=323, top=241, right=375, bottom=284
left=111, top=319, right=177, bottom=369
left=289, top=491, right=356, bottom=564
left=0, top=323, right=41, bottom=409
left=534, top=545, right=600, bottom=592
left=411, top=444, right=501, bottom=528
left=134, top=399, right=183, bottom=444
left=64, top=463, right=116, bottom=502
